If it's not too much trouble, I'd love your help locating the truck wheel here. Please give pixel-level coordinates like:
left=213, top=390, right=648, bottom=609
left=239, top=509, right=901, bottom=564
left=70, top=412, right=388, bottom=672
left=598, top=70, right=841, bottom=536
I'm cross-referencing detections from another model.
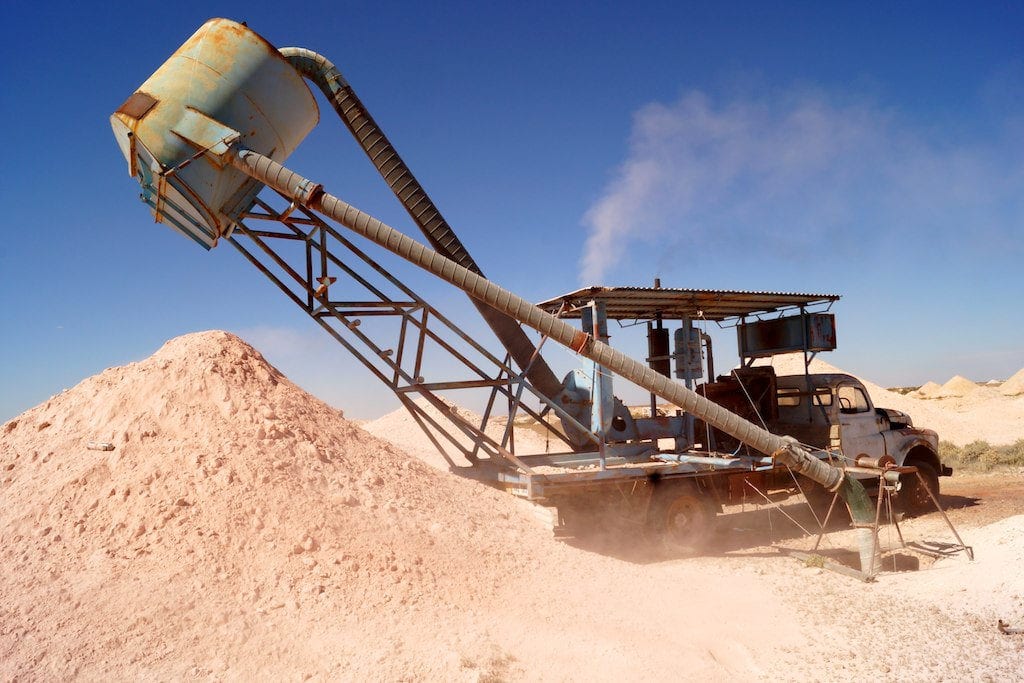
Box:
left=648, top=483, right=714, bottom=555
left=899, top=461, right=939, bottom=516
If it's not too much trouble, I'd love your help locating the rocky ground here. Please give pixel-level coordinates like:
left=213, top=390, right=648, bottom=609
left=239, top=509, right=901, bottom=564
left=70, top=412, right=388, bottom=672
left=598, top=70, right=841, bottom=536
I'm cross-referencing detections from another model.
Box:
left=2, top=332, right=1021, bottom=680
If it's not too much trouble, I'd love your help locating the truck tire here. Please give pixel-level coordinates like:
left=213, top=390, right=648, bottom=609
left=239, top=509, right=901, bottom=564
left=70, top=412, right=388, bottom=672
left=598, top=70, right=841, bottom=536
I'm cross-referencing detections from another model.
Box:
left=648, top=481, right=715, bottom=555
left=899, top=461, right=939, bottom=516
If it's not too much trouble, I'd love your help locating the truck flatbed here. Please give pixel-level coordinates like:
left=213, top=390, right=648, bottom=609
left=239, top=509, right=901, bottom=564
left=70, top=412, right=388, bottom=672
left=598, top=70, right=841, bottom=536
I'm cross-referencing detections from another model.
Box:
left=467, top=448, right=792, bottom=501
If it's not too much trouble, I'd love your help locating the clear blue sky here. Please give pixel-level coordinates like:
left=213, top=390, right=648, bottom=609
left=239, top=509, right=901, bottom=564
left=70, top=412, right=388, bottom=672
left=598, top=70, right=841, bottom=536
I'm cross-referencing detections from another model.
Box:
left=2, top=1, right=1022, bottom=421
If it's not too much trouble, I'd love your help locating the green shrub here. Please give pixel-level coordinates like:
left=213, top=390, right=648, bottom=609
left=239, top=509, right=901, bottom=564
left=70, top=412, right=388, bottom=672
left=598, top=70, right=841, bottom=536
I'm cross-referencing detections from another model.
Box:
left=940, top=439, right=1024, bottom=471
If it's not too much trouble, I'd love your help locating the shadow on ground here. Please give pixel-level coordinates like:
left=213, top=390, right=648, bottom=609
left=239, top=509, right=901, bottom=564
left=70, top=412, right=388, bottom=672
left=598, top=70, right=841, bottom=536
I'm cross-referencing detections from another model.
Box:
left=559, top=492, right=970, bottom=567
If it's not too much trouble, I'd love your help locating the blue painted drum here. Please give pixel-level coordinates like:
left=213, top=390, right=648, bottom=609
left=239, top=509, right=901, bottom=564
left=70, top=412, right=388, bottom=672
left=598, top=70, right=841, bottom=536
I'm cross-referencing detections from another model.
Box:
left=111, top=18, right=319, bottom=248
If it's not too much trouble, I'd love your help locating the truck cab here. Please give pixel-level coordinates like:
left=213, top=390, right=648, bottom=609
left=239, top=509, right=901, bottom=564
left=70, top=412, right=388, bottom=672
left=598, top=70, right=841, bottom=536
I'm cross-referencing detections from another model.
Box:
left=772, top=372, right=948, bottom=513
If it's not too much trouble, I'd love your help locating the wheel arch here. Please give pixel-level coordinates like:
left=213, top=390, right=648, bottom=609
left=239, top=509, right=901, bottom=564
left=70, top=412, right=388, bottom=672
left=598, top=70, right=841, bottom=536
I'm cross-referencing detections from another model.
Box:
left=897, top=442, right=940, bottom=471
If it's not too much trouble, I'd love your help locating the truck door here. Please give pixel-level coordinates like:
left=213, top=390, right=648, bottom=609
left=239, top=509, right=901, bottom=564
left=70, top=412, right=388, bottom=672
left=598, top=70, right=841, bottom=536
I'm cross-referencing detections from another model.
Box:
left=836, top=383, right=887, bottom=461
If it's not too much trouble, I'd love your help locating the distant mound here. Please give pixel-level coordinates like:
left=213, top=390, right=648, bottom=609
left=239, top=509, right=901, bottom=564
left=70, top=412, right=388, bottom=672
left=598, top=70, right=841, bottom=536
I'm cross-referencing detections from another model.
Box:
left=0, top=331, right=558, bottom=679
left=938, top=374, right=980, bottom=398
left=752, top=354, right=894, bottom=400
left=363, top=397, right=552, bottom=470
left=1001, top=368, right=1024, bottom=397
left=915, top=381, right=943, bottom=398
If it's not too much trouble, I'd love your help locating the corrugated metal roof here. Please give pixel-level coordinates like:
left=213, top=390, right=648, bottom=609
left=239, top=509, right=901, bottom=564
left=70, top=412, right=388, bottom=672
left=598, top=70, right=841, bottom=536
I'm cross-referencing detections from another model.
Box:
left=536, top=286, right=839, bottom=321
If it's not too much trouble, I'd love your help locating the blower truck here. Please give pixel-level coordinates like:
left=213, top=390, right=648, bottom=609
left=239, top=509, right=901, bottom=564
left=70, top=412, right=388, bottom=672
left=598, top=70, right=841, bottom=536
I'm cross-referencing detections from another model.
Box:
left=111, top=19, right=955, bottom=576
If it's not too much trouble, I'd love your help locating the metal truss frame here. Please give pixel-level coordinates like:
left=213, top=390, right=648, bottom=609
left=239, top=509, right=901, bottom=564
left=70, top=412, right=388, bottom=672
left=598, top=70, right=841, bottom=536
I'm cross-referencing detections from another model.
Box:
left=224, top=191, right=590, bottom=472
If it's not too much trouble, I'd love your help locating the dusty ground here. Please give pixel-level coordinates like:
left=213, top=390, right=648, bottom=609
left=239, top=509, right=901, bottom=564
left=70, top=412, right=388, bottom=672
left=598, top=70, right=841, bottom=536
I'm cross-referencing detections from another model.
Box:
left=2, top=332, right=1021, bottom=681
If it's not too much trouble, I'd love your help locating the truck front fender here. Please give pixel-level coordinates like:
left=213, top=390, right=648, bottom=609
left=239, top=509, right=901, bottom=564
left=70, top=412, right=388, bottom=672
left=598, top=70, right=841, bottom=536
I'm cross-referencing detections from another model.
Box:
left=886, top=428, right=948, bottom=475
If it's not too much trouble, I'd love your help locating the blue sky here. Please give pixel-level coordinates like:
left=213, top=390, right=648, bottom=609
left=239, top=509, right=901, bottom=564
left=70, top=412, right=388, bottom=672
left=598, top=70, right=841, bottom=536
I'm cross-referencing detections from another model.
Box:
left=1, top=1, right=1022, bottom=421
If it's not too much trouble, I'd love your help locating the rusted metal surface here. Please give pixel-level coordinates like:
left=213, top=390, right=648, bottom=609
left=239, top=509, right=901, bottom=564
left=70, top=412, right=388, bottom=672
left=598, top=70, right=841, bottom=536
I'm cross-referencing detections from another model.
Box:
left=855, top=454, right=896, bottom=468
left=218, top=190, right=601, bottom=475
left=738, top=312, right=837, bottom=359
left=115, top=92, right=157, bottom=120
left=110, top=18, right=317, bottom=248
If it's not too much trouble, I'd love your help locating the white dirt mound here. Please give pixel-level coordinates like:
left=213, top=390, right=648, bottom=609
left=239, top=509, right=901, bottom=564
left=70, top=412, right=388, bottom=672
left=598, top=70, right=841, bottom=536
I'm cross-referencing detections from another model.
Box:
left=1, top=331, right=820, bottom=680
left=1001, top=368, right=1024, bottom=396
left=0, top=332, right=571, bottom=678
left=938, top=374, right=980, bottom=398
left=915, top=381, right=943, bottom=398
left=363, top=398, right=552, bottom=470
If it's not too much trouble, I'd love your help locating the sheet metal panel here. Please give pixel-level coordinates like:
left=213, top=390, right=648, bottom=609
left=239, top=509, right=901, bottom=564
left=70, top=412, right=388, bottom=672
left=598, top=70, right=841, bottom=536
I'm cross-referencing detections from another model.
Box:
left=538, top=286, right=839, bottom=321
left=738, top=312, right=837, bottom=358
